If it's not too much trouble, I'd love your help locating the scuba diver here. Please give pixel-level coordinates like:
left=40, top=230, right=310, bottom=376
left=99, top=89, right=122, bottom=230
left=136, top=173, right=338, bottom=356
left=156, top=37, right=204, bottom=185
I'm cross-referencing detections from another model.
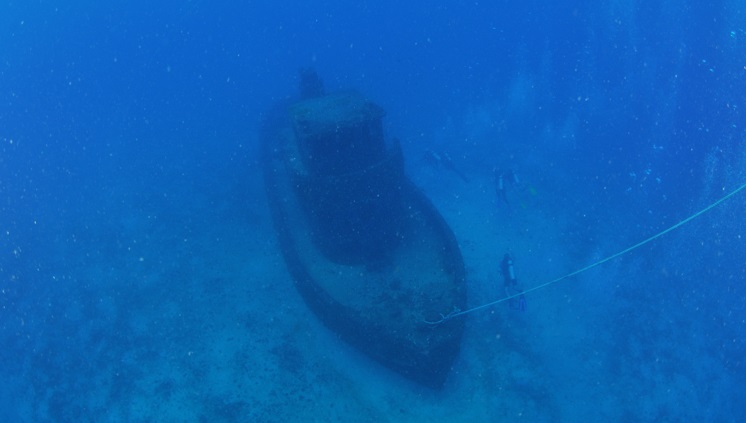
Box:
left=501, top=253, right=526, bottom=311
left=496, top=171, right=509, bottom=209
left=494, top=169, right=524, bottom=210
left=423, top=149, right=470, bottom=183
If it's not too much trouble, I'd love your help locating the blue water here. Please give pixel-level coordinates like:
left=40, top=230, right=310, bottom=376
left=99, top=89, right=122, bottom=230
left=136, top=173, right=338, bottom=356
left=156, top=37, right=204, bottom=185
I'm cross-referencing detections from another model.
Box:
left=2, top=1, right=745, bottom=421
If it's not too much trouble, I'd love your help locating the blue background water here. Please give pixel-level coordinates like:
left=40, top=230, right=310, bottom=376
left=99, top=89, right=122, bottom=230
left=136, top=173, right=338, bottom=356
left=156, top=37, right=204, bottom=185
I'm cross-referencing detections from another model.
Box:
left=1, top=1, right=745, bottom=421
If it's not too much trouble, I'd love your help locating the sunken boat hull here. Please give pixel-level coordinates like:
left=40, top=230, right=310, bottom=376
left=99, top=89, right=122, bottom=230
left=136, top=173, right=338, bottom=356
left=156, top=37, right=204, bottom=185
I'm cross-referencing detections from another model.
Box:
left=261, top=89, right=466, bottom=388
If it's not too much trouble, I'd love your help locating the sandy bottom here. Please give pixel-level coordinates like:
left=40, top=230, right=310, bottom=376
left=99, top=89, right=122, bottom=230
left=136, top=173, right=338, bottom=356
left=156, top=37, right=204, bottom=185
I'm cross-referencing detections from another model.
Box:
left=5, top=148, right=743, bottom=422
